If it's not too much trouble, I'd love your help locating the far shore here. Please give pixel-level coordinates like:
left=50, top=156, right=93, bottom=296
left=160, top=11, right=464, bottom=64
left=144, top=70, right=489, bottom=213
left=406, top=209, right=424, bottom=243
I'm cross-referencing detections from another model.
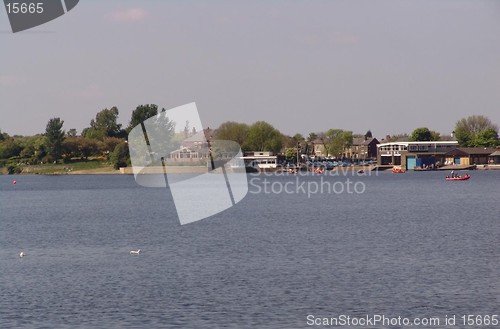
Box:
left=2, top=163, right=499, bottom=176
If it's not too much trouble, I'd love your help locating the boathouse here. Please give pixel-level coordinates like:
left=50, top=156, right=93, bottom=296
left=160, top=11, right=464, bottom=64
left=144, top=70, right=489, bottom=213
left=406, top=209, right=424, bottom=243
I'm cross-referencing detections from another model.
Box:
left=444, top=147, right=497, bottom=166
left=490, top=150, right=500, bottom=165
left=376, top=141, right=459, bottom=170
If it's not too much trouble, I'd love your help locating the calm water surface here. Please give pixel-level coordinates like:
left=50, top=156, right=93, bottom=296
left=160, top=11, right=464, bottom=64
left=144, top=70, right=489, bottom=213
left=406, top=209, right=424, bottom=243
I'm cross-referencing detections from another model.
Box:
left=0, top=171, right=499, bottom=328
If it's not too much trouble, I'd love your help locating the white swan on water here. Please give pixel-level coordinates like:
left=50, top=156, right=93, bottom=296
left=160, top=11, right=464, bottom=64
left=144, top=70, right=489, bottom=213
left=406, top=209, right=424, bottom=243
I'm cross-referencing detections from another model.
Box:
left=19, top=251, right=25, bottom=257
left=129, top=249, right=141, bottom=255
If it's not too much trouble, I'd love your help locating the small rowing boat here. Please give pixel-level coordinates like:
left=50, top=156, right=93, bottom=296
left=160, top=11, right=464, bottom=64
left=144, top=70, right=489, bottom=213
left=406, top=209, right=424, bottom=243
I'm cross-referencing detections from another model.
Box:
left=445, top=175, right=470, bottom=181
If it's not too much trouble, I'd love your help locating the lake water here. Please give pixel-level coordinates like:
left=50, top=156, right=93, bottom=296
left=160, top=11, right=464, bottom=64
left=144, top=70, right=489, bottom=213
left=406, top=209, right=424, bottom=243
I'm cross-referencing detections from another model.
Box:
left=1, top=171, right=499, bottom=328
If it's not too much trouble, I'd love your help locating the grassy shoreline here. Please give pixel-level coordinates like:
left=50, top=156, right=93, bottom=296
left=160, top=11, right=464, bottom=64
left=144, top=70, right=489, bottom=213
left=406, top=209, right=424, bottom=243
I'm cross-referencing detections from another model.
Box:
left=2, top=160, right=120, bottom=175
left=3, top=162, right=499, bottom=175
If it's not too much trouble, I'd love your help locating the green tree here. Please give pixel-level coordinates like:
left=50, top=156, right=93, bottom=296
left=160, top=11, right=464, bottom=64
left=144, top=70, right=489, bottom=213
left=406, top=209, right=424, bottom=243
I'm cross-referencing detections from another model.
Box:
left=25, top=136, right=47, bottom=162
left=365, top=130, right=373, bottom=138
left=128, top=104, right=159, bottom=132
left=214, top=121, right=250, bottom=145
left=430, top=130, right=441, bottom=141
left=410, top=127, right=432, bottom=141
left=84, top=106, right=123, bottom=139
left=282, top=133, right=305, bottom=149
left=318, top=129, right=353, bottom=157
left=67, top=129, right=78, bottom=137
left=243, top=121, right=282, bottom=154
left=110, top=142, right=130, bottom=169
left=101, top=137, right=124, bottom=155
left=473, top=127, right=499, bottom=147
left=455, top=115, right=499, bottom=147
left=62, top=137, right=80, bottom=159
left=284, top=147, right=298, bottom=162
left=0, top=138, right=23, bottom=159
left=45, top=117, right=65, bottom=161
left=83, top=128, right=105, bottom=140
left=20, top=144, right=36, bottom=159
left=78, top=138, right=100, bottom=159
left=307, top=132, right=318, bottom=142
left=293, top=133, right=305, bottom=142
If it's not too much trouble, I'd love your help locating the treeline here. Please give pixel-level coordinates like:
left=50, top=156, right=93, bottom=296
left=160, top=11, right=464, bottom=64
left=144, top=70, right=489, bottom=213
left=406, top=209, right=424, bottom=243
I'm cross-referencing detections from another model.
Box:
left=213, top=121, right=355, bottom=161
left=212, top=114, right=499, bottom=160
left=0, top=104, right=161, bottom=171
left=407, top=115, right=499, bottom=147
left=1, top=109, right=498, bottom=173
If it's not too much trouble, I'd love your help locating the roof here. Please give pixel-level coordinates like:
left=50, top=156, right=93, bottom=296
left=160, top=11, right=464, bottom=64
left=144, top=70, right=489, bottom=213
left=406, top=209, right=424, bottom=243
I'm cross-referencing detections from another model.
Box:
left=182, top=131, right=207, bottom=143
left=490, top=150, right=500, bottom=156
left=377, top=141, right=458, bottom=147
left=352, top=137, right=379, bottom=146
left=393, top=136, right=410, bottom=142
left=170, top=147, right=197, bottom=154
left=181, top=128, right=215, bottom=143
left=445, top=147, right=496, bottom=156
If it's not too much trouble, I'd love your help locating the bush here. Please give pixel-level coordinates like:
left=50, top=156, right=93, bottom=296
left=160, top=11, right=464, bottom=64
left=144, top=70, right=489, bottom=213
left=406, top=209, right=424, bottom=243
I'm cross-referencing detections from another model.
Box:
left=7, top=165, right=22, bottom=174
left=110, top=143, right=130, bottom=169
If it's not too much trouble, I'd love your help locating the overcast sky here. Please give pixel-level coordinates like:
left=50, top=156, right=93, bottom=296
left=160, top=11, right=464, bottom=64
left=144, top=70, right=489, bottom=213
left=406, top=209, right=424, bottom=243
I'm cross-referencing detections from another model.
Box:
left=1, top=0, right=500, bottom=138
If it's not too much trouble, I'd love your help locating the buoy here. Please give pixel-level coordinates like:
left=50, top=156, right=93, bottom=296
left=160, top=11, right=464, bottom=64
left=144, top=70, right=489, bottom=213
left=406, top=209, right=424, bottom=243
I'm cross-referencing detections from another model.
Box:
left=19, top=251, right=25, bottom=257
left=12, top=180, right=17, bottom=185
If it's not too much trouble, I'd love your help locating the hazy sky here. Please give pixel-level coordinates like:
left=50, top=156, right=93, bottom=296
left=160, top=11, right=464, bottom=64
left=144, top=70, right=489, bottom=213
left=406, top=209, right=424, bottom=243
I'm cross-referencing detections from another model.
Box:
left=1, top=0, right=500, bottom=138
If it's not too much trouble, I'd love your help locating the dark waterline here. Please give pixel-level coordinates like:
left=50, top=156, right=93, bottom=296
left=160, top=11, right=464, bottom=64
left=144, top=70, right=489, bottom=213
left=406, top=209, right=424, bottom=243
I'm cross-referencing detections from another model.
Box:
left=1, top=172, right=499, bottom=328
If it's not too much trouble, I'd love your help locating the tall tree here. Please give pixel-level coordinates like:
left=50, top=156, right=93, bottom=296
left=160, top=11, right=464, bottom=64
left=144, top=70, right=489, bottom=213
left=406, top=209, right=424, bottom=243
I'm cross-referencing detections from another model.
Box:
left=282, top=133, right=305, bottom=149
left=318, top=129, right=353, bottom=157
left=410, top=127, right=432, bottom=141
left=327, top=129, right=353, bottom=157
left=243, top=121, right=282, bottom=154
left=92, top=106, right=122, bottom=137
left=45, top=117, right=65, bottom=161
left=455, top=115, right=499, bottom=147
left=128, top=104, right=159, bottom=132
left=473, top=127, right=499, bottom=147
left=307, top=132, right=318, bottom=142
left=214, top=121, right=250, bottom=146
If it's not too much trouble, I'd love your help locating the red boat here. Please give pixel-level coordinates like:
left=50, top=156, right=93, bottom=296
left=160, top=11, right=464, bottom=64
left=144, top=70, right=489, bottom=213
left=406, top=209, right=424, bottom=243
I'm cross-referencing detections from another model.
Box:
left=445, top=175, right=470, bottom=181
left=392, top=168, right=405, bottom=173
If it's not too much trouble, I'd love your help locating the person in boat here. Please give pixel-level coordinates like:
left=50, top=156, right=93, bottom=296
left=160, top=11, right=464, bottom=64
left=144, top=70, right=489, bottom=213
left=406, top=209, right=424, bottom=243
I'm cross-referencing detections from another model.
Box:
left=451, top=170, right=455, bottom=178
